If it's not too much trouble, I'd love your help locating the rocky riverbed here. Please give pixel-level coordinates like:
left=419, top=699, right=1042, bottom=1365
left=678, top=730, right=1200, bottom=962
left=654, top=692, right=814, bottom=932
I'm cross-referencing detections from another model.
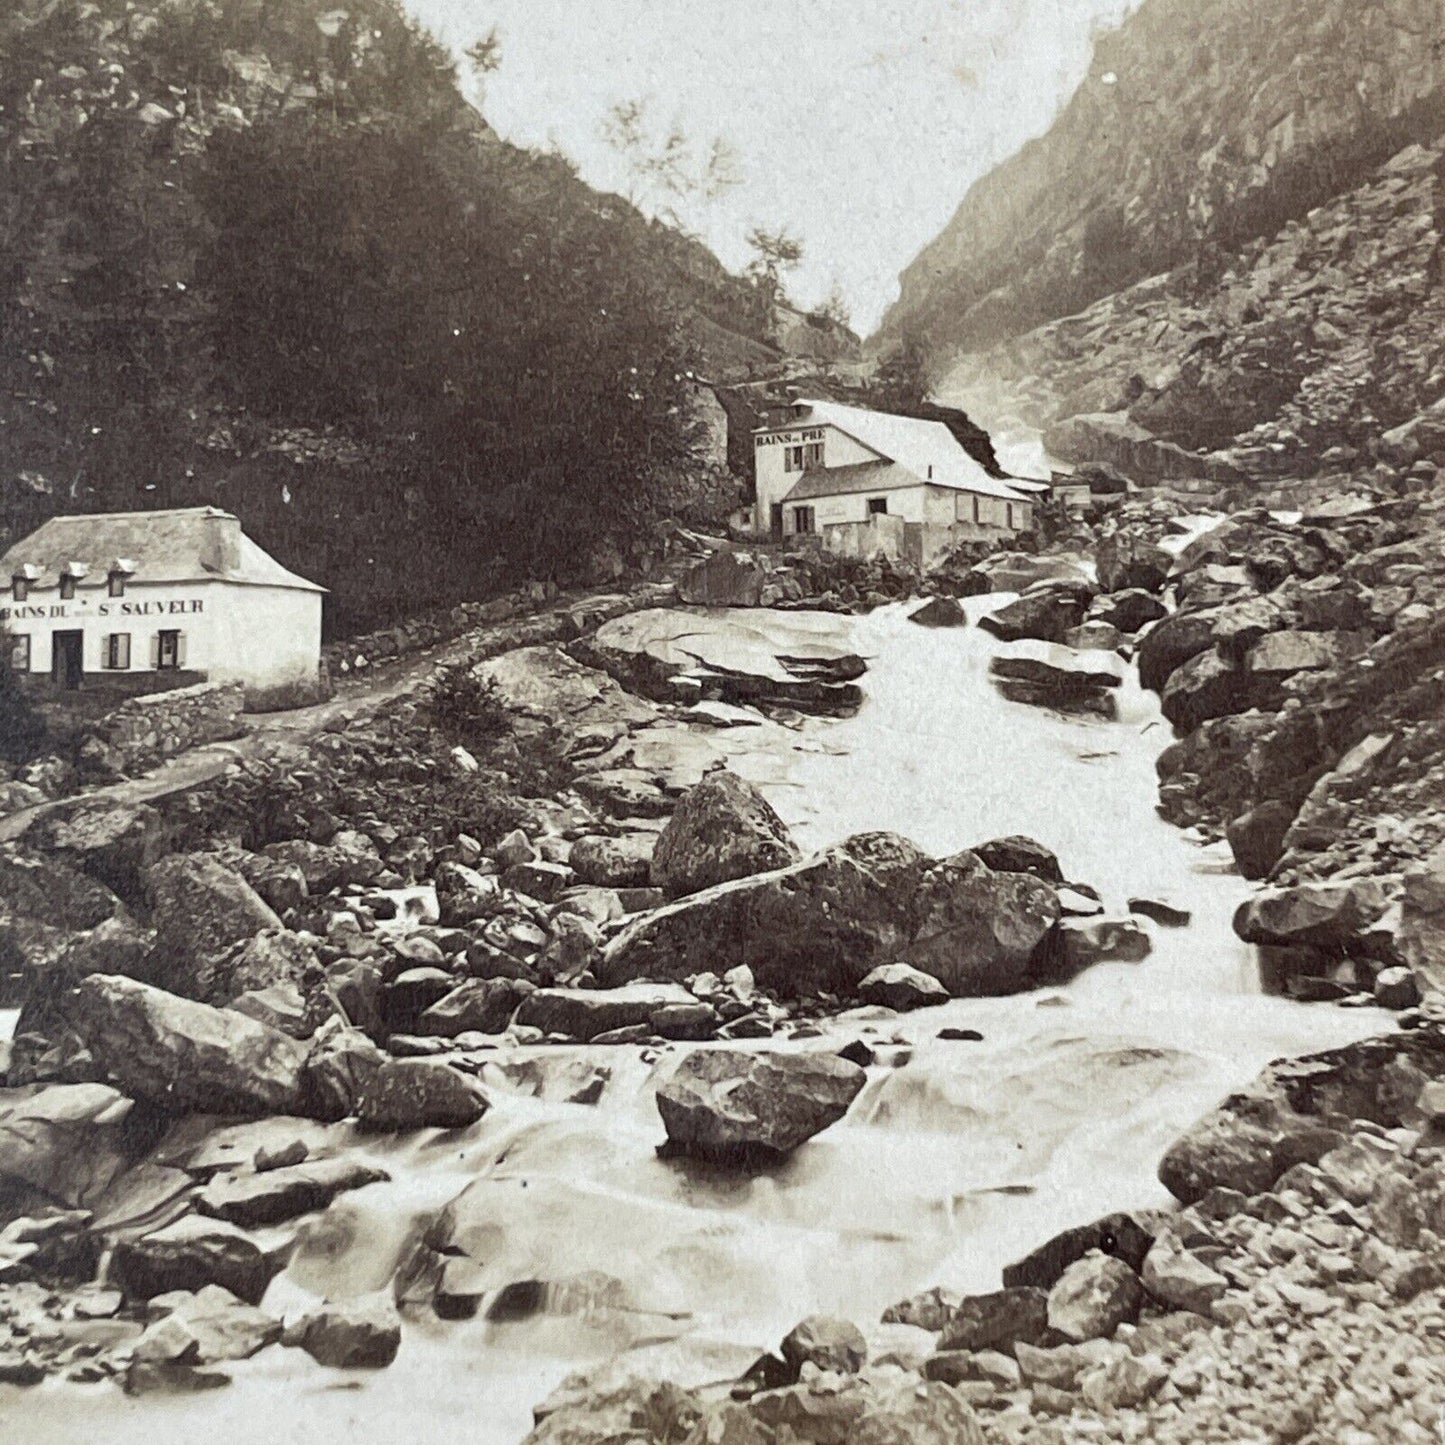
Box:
left=2, top=509, right=1444, bottom=1444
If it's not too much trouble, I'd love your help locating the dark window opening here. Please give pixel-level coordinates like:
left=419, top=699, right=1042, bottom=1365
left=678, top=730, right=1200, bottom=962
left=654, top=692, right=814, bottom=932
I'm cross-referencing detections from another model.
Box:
left=10, top=577, right=27, bottom=603
left=59, top=575, right=75, bottom=601
left=157, top=629, right=181, bottom=670
left=108, top=572, right=126, bottom=598
left=867, top=497, right=888, bottom=517
left=791, top=506, right=816, bottom=535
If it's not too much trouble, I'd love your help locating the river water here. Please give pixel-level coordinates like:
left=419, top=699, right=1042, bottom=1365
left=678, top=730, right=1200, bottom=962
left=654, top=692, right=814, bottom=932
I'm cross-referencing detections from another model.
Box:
left=13, top=597, right=1383, bottom=1445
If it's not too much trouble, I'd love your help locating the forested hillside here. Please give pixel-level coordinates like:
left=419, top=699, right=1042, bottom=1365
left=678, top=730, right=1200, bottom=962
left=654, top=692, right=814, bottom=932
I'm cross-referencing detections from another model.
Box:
left=0, top=0, right=810, bottom=634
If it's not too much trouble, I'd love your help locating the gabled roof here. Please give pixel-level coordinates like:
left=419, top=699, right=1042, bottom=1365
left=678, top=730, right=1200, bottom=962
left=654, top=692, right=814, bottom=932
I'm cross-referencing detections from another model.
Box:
left=781, top=460, right=919, bottom=502
left=775, top=399, right=1033, bottom=503
left=0, top=507, right=325, bottom=593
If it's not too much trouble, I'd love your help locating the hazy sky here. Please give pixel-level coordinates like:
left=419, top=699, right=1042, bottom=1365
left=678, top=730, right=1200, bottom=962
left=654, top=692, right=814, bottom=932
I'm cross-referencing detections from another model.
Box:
left=403, top=0, right=1139, bottom=333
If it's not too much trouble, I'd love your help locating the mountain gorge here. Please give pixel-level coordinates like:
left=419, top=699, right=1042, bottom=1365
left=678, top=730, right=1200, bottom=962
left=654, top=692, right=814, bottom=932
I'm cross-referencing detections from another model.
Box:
left=0, top=0, right=845, bottom=635
left=880, top=0, right=1445, bottom=474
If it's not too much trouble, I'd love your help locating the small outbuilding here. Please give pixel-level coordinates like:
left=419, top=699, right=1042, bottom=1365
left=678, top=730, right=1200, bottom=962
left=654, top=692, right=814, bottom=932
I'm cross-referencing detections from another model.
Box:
left=0, top=506, right=326, bottom=708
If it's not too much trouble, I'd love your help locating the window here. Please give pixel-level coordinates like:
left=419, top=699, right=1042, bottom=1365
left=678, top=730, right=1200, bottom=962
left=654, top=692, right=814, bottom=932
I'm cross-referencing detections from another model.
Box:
left=104, top=633, right=131, bottom=670
left=1006, top=503, right=1015, bottom=530
left=791, top=506, right=816, bottom=535
left=59, top=575, right=75, bottom=601
left=10, top=576, right=26, bottom=603
left=7, top=634, right=29, bottom=672
left=108, top=572, right=126, bottom=598
left=867, top=497, right=888, bottom=517
left=783, top=441, right=825, bottom=473
left=973, top=496, right=982, bottom=525
left=156, top=629, right=182, bottom=670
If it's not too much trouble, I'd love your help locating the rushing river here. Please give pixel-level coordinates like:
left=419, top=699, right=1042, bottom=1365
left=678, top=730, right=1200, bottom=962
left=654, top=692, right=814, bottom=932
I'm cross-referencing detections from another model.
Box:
left=14, top=596, right=1383, bottom=1445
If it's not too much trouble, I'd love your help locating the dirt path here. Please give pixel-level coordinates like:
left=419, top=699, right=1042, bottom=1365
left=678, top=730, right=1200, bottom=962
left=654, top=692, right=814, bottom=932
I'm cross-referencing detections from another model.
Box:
left=0, top=580, right=677, bottom=843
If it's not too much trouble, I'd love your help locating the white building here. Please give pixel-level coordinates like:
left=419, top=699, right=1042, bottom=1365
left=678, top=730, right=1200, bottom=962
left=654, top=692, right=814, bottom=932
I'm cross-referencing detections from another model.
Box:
left=751, top=398, right=1038, bottom=565
left=0, top=507, right=326, bottom=708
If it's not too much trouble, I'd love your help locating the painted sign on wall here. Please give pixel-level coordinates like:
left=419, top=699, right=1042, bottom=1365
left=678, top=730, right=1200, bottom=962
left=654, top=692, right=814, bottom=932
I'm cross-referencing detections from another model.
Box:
left=0, top=598, right=206, bottom=623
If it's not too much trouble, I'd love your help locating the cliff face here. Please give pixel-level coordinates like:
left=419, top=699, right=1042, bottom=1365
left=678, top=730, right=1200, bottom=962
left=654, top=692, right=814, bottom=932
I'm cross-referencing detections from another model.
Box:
left=878, top=0, right=1445, bottom=360
left=938, top=139, right=1445, bottom=482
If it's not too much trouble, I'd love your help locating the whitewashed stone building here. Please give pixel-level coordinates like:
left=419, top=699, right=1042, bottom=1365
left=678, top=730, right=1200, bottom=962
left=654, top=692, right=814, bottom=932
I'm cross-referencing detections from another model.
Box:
left=750, top=398, right=1038, bottom=565
left=0, top=506, right=326, bottom=708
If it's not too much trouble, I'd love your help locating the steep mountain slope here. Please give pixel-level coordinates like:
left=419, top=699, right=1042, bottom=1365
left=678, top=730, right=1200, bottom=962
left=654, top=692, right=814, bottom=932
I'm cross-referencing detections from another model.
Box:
left=940, top=138, right=1445, bottom=482
left=0, top=0, right=840, bottom=635
left=878, top=0, right=1445, bottom=361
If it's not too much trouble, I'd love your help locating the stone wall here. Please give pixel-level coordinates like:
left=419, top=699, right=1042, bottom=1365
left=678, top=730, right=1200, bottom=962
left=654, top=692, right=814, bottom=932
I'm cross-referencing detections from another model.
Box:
left=91, top=680, right=246, bottom=776
left=322, top=581, right=678, bottom=678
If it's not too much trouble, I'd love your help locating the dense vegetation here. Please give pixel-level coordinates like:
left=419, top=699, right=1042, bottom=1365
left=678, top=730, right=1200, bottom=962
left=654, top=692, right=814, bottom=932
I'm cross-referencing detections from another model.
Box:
left=0, top=0, right=786, bottom=634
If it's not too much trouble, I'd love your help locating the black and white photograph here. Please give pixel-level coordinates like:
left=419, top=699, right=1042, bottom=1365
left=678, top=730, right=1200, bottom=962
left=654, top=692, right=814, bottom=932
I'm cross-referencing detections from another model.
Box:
left=1, top=0, right=1445, bottom=1441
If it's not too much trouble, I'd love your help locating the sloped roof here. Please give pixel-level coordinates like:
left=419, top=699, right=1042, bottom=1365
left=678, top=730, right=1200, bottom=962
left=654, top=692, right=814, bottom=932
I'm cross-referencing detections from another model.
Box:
left=781, top=460, right=920, bottom=502
left=0, top=507, right=325, bottom=593
left=779, top=399, right=1032, bottom=503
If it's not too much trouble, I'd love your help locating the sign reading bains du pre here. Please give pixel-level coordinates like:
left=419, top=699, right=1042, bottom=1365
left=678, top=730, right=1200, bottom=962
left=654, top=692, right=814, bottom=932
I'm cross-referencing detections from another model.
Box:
left=0, top=597, right=206, bottom=623
left=756, top=428, right=825, bottom=448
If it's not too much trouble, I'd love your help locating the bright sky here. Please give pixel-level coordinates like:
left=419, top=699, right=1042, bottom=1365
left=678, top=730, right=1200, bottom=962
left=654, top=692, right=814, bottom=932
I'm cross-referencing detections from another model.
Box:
left=402, top=0, right=1140, bottom=334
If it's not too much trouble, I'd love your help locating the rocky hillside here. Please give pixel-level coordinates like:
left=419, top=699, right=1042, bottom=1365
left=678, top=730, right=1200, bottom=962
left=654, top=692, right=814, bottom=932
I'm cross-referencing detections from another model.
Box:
left=879, top=0, right=1445, bottom=363
left=0, top=0, right=850, bottom=636
left=942, top=138, right=1445, bottom=484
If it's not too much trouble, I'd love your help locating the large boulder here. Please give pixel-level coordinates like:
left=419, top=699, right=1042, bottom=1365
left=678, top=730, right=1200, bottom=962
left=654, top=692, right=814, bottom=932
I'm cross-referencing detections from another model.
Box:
left=1095, top=529, right=1171, bottom=593
left=650, top=771, right=800, bottom=900
left=678, top=550, right=768, bottom=607
left=978, top=588, right=1087, bottom=645
left=301, top=1018, right=386, bottom=1122
left=0, top=1082, right=135, bottom=1208
left=1088, top=589, right=1167, bottom=633
left=66, top=974, right=306, bottom=1116
left=1158, top=1032, right=1445, bottom=1204
left=200, top=928, right=324, bottom=1011
left=602, top=833, right=922, bottom=995
left=0, top=848, right=125, bottom=933
left=1232, top=878, right=1395, bottom=953
left=22, top=800, right=166, bottom=903
left=1160, top=648, right=1246, bottom=732
left=288, top=1297, right=402, bottom=1368
left=417, top=978, right=528, bottom=1038
left=971, top=836, right=1064, bottom=884
left=198, top=1158, right=389, bottom=1228
left=357, top=1059, right=489, bottom=1131
left=908, top=597, right=968, bottom=628
left=145, top=854, right=282, bottom=998
left=111, top=1216, right=280, bottom=1305
left=515, top=983, right=694, bottom=1041
left=655, top=1049, right=865, bottom=1159
left=1002, top=1212, right=1155, bottom=1291
left=855, top=963, right=949, bottom=1011
left=603, top=834, right=1062, bottom=999
left=1045, top=1252, right=1142, bottom=1342
left=1226, top=801, right=1297, bottom=881
left=907, top=851, right=1062, bottom=995
left=779, top=1315, right=867, bottom=1377
left=568, top=835, right=655, bottom=889
left=1137, top=610, right=1219, bottom=693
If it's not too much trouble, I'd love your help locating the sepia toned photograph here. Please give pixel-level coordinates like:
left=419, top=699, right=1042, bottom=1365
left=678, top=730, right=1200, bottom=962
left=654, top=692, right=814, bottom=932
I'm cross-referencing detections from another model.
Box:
left=1, top=0, right=1444, bottom=1441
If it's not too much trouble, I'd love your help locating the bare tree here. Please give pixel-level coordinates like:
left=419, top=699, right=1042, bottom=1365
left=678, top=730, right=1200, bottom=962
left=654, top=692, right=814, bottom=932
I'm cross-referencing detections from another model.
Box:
left=745, top=226, right=805, bottom=317
left=601, top=99, right=741, bottom=221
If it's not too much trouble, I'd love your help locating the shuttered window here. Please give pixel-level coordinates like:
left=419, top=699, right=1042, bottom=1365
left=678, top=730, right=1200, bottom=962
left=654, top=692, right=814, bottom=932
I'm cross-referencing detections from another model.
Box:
left=8, top=634, right=29, bottom=671
left=104, top=634, right=131, bottom=670
left=156, top=629, right=183, bottom=670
